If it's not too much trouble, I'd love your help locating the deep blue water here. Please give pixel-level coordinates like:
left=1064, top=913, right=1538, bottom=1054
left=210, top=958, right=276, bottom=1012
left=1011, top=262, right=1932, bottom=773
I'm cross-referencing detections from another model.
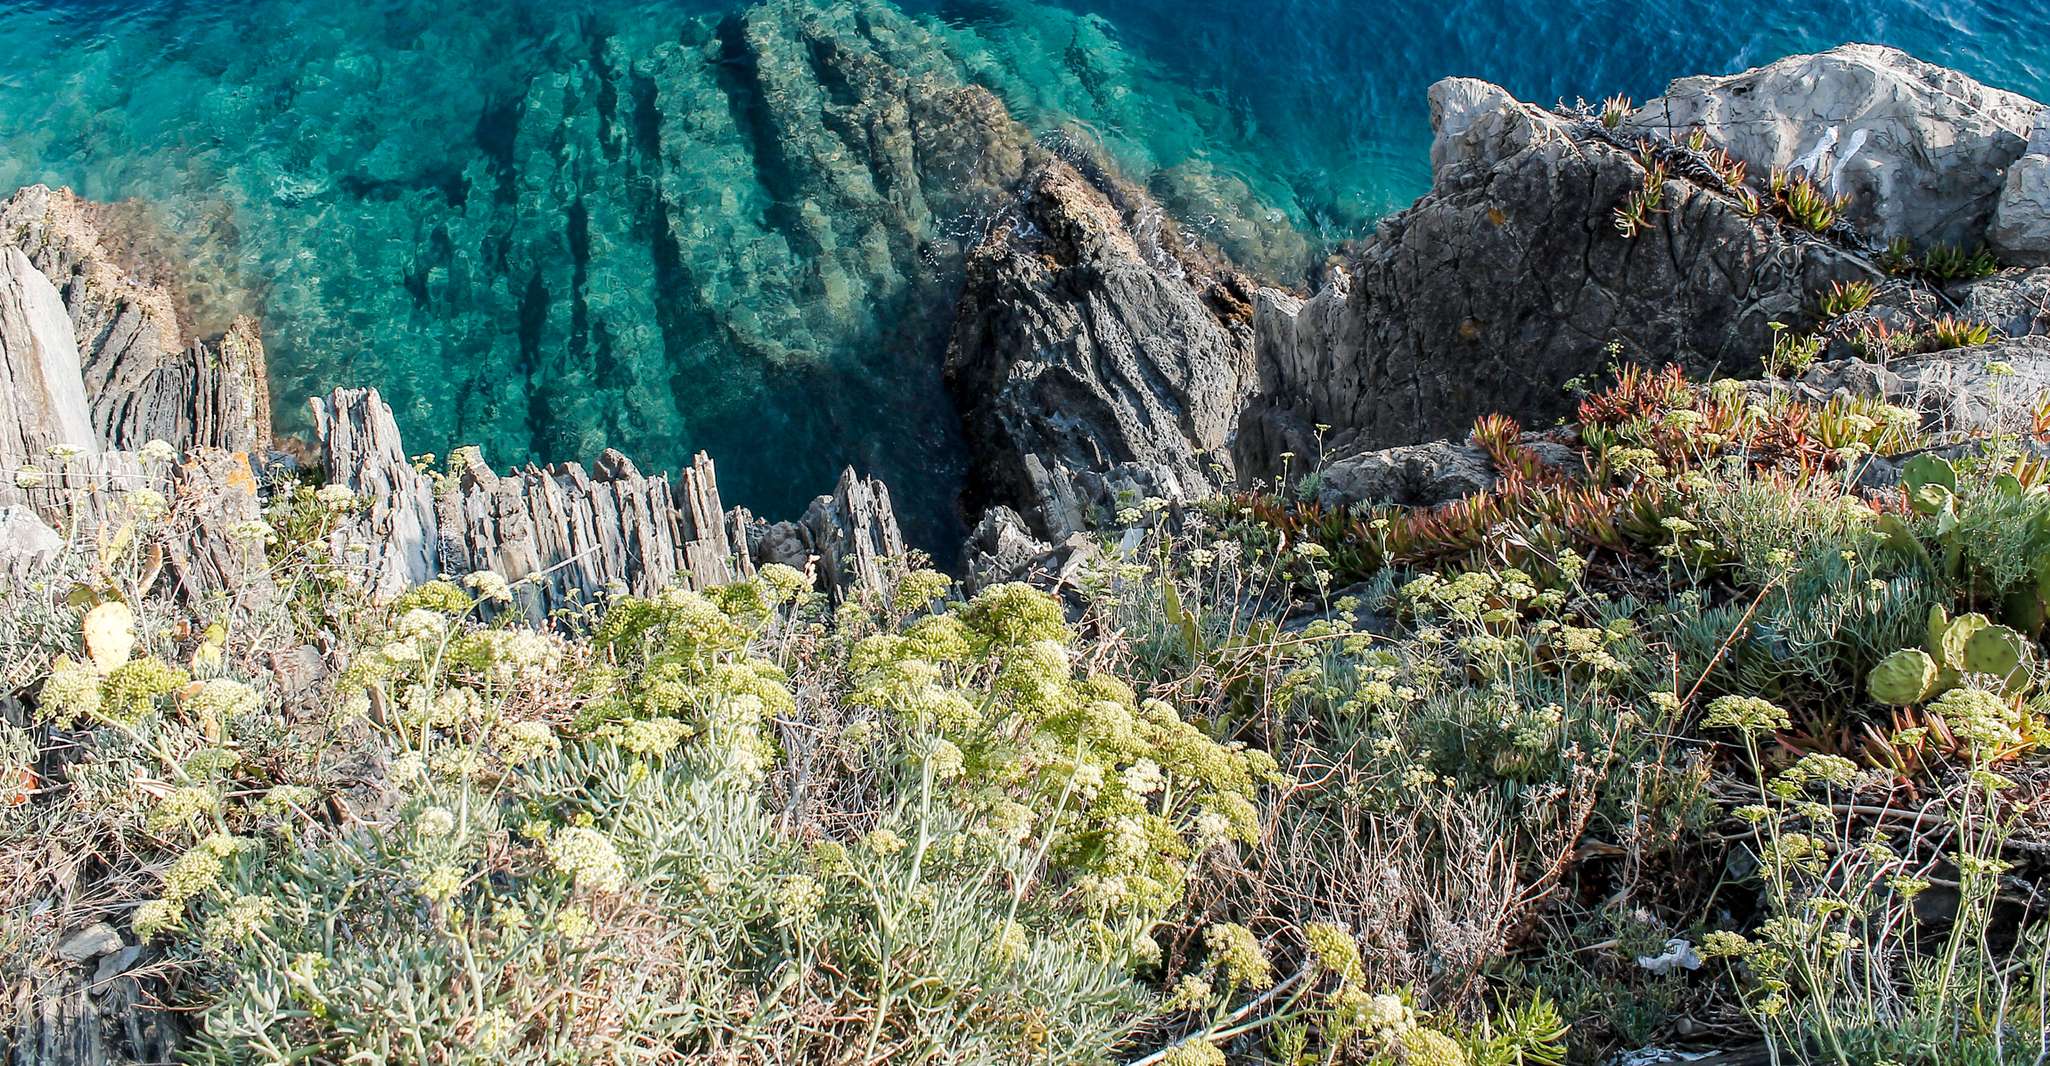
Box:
left=1, top=0, right=2045, bottom=552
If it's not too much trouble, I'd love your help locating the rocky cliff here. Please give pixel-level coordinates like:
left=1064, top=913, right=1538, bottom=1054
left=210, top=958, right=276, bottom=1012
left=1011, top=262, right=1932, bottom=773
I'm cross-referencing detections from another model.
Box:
left=947, top=156, right=1260, bottom=541
left=0, top=186, right=269, bottom=457
left=1234, top=77, right=1880, bottom=482
left=1234, top=49, right=2049, bottom=488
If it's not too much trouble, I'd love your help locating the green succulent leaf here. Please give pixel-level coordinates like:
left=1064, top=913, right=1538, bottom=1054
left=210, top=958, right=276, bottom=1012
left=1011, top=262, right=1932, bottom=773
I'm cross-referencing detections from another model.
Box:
left=1962, top=624, right=2033, bottom=694
left=1901, top=453, right=1957, bottom=496
left=1929, top=610, right=1990, bottom=670
left=1867, top=648, right=1939, bottom=706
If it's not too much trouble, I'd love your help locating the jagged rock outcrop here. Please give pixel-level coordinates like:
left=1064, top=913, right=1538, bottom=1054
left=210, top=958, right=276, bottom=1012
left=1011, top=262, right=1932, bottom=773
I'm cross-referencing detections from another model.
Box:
left=1, top=222, right=272, bottom=610
left=1992, top=115, right=2050, bottom=262
left=0, top=246, right=97, bottom=479
left=3, top=951, right=178, bottom=1066
left=1624, top=44, right=2042, bottom=250
left=310, top=388, right=903, bottom=620
left=0, top=186, right=269, bottom=455
left=947, top=158, right=1260, bottom=540
left=1236, top=77, right=1876, bottom=483
left=754, top=469, right=908, bottom=603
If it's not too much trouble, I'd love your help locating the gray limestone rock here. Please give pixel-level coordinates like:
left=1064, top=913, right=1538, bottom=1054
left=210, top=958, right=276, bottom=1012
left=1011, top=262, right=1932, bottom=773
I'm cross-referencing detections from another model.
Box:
left=1625, top=44, right=2042, bottom=250
left=1313, top=440, right=1501, bottom=511
left=1991, top=113, right=2050, bottom=262
left=947, top=157, right=1258, bottom=540
left=0, top=185, right=270, bottom=454
left=1237, top=78, right=1874, bottom=481
left=1952, top=268, right=2050, bottom=338
left=0, top=246, right=97, bottom=487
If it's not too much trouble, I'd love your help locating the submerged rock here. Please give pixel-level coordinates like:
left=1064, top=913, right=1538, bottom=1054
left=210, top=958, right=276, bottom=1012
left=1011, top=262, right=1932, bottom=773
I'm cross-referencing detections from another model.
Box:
left=1624, top=44, right=2041, bottom=250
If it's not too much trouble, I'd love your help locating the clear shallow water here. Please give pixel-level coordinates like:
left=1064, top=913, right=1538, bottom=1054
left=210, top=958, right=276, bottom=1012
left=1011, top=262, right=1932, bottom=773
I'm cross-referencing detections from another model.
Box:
left=2, top=0, right=2046, bottom=553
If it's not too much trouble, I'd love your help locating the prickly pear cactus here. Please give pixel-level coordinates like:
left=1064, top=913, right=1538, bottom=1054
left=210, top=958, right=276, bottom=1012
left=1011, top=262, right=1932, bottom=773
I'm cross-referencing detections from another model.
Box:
left=1868, top=648, right=1940, bottom=705
left=1900, top=454, right=1957, bottom=517
left=1963, top=623, right=2032, bottom=694
left=1928, top=609, right=1990, bottom=674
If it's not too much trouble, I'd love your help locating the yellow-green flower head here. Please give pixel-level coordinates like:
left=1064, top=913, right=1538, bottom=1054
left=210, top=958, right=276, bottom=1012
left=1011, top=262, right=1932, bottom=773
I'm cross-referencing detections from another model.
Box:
left=463, top=570, right=514, bottom=604
left=495, top=720, right=560, bottom=766
left=185, top=678, right=262, bottom=723
left=202, top=894, right=276, bottom=950
left=414, top=806, right=458, bottom=839
left=756, top=563, right=811, bottom=605
left=862, top=827, right=908, bottom=856
left=1929, top=687, right=2023, bottom=751
left=1703, top=695, right=1791, bottom=734
left=894, top=569, right=951, bottom=609
left=148, top=786, right=222, bottom=834
left=1160, top=1039, right=1225, bottom=1066
left=395, top=608, right=450, bottom=643
left=546, top=827, right=627, bottom=893
left=772, top=874, right=825, bottom=928
left=1401, top=1027, right=1469, bottom=1066
left=131, top=898, right=183, bottom=939
left=618, top=716, right=692, bottom=757
left=989, top=918, right=1028, bottom=965
left=1305, top=922, right=1365, bottom=985
left=1698, top=930, right=1754, bottom=958
left=415, top=863, right=466, bottom=902
left=1787, top=753, right=1859, bottom=788
left=960, top=582, right=1070, bottom=647
left=1203, top=922, right=1273, bottom=990
left=101, top=658, right=189, bottom=726
left=919, top=736, right=966, bottom=779
left=37, top=659, right=103, bottom=726
left=553, top=905, right=595, bottom=941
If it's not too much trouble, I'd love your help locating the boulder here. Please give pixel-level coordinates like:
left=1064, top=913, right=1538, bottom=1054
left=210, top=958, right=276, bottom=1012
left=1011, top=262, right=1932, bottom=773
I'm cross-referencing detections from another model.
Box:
left=1312, top=440, right=1501, bottom=511
left=963, top=505, right=1054, bottom=593
left=1991, top=114, right=2050, bottom=263
left=1237, top=78, right=1874, bottom=482
left=947, top=157, right=1259, bottom=540
left=1952, top=267, right=2050, bottom=338
left=1624, top=44, right=2042, bottom=250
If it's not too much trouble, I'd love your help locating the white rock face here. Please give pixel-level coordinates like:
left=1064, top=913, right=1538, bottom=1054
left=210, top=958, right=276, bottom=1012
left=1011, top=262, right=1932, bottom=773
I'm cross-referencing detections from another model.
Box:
left=1625, top=43, right=2042, bottom=249
left=1427, top=77, right=1530, bottom=176
left=1991, top=113, right=2050, bottom=262
left=0, top=245, right=99, bottom=474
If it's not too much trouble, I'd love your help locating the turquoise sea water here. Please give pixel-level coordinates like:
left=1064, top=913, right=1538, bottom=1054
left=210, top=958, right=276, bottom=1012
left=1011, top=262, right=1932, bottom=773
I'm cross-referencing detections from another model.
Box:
left=2, top=0, right=2046, bottom=552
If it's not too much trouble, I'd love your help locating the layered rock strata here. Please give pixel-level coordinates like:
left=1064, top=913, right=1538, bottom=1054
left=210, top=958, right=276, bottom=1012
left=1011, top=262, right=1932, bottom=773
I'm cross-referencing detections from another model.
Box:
left=311, top=387, right=902, bottom=621
left=0, top=185, right=270, bottom=455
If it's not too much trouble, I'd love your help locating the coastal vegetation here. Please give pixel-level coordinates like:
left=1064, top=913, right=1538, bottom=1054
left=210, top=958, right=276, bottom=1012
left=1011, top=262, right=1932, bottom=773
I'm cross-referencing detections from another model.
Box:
left=10, top=353, right=2050, bottom=1064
